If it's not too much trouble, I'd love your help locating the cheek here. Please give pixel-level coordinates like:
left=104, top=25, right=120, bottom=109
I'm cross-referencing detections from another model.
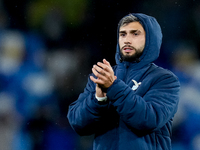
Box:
left=118, top=39, right=123, bottom=49
left=141, top=36, right=146, bottom=45
left=141, top=39, right=146, bottom=48
left=136, top=38, right=145, bottom=47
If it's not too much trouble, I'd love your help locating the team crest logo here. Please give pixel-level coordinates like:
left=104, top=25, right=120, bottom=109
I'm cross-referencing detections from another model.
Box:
left=132, top=80, right=141, bottom=91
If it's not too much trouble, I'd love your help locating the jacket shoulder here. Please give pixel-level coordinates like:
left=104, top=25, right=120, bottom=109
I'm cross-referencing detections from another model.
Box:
left=145, top=64, right=180, bottom=88
left=148, top=64, right=179, bottom=79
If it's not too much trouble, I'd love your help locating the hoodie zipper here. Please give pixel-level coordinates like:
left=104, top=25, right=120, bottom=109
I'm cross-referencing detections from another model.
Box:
left=124, top=62, right=130, bottom=83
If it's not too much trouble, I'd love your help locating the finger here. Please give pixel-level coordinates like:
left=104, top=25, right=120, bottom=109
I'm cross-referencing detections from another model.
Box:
left=92, top=67, right=99, bottom=76
left=93, top=65, right=107, bottom=76
left=97, top=62, right=112, bottom=74
left=90, top=75, right=99, bottom=84
left=103, top=59, right=113, bottom=72
left=90, top=75, right=96, bottom=82
left=92, top=67, right=107, bottom=80
left=90, top=75, right=104, bottom=85
left=96, top=62, right=108, bottom=71
left=103, top=59, right=111, bottom=67
left=90, top=75, right=98, bottom=83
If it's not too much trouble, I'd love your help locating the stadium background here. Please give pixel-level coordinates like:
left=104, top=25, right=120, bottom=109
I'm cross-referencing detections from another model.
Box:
left=0, top=0, right=200, bottom=149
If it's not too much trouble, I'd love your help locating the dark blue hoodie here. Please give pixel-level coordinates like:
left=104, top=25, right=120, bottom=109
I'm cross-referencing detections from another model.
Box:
left=67, top=13, right=180, bottom=150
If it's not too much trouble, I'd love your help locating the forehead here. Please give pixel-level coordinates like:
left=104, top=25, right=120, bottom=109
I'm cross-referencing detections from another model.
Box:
left=119, top=22, right=145, bottom=32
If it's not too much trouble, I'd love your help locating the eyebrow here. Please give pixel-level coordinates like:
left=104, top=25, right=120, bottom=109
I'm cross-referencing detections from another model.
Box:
left=119, top=29, right=140, bottom=34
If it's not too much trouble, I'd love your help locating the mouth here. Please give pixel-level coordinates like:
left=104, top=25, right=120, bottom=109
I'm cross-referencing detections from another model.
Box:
left=123, top=46, right=134, bottom=53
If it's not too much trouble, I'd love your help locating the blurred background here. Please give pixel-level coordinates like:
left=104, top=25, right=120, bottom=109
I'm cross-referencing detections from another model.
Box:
left=0, top=0, right=199, bottom=149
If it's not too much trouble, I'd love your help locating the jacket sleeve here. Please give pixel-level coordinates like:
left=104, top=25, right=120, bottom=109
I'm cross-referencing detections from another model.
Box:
left=106, top=70, right=180, bottom=132
left=67, top=75, right=109, bottom=136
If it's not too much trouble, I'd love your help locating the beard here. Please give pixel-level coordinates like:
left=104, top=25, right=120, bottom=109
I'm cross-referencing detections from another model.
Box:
left=119, top=45, right=144, bottom=62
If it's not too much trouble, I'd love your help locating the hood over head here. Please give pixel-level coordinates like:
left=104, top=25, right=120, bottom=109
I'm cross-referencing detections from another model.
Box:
left=115, top=13, right=162, bottom=69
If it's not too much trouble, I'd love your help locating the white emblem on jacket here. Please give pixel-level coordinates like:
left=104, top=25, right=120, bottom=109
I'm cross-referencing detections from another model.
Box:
left=132, top=80, right=141, bottom=91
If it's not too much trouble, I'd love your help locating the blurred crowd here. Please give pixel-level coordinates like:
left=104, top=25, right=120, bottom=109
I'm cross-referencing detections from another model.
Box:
left=0, top=0, right=200, bottom=150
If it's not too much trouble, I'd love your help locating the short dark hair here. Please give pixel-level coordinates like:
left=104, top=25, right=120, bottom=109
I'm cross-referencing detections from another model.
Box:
left=118, top=14, right=140, bottom=28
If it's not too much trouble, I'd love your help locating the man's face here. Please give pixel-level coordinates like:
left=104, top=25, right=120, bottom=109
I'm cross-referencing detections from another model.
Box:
left=119, top=22, right=146, bottom=62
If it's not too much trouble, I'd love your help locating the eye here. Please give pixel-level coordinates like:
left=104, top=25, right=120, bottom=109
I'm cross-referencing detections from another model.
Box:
left=133, top=32, right=139, bottom=36
left=119, top=33, right=126, bottom=37
left=133, top=31, right=141, bottom=36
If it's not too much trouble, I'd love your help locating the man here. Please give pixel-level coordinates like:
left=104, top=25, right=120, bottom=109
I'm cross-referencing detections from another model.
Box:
left=67, top=13, right=180, bottom=150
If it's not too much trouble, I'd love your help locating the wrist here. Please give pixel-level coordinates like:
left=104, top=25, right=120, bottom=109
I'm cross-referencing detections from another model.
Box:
left=95, top=94, right=107, bottom=102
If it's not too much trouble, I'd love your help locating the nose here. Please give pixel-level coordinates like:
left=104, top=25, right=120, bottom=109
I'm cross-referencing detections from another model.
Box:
left=124, top=34, right=132, bottom=44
